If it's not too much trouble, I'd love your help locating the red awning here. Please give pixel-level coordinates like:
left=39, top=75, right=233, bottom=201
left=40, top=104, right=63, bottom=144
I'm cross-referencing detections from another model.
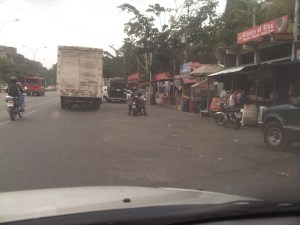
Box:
left=127, top=73, right=140, bottom=82
left=182, top=77, right=197, bottom=84
left=155, top=72, right=170, bottom=81
left=139, top=81, right=151, bottom=87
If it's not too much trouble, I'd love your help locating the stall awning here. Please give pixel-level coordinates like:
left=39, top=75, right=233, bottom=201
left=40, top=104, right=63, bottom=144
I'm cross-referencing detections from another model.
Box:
left=190, top=64, right=224, bottom=76
left=208, top=66, right=244, bottom=77
left=208, top=64, right=258, bottom=77
left=182, top=77, right=197, bottom=84
left=139, top=81, right=151, bottom=87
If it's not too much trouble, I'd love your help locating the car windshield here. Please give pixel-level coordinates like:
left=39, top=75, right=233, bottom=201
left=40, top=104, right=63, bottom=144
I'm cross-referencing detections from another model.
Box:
left=0, top=0, right=300, bottom=222
left=25, top=78, right=38, bottom=85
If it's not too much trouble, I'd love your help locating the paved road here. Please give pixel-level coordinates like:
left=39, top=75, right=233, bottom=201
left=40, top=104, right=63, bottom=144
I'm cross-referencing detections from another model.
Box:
left=0, top=91, right=299, bottom=202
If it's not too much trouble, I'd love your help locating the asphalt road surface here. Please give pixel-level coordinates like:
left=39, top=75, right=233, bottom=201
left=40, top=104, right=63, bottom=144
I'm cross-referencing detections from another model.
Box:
left=1, top=91, right=299, bottom=202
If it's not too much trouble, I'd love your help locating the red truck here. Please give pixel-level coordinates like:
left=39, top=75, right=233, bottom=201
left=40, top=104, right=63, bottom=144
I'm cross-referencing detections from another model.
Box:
left=22, top=76, right=46, bottom=96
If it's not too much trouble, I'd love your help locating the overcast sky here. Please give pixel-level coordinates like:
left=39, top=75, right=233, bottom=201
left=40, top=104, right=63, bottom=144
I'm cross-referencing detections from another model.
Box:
left=0, top=0, right=226, bottom=69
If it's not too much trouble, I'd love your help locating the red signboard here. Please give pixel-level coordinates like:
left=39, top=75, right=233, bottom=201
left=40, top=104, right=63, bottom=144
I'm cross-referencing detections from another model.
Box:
left=237, top=15, right=289, bottom=44
left=155, top=72, right=170, bottom=81
left=182, top=77, right=197, bottom=84
left=127, top=73, right=139, bottom=81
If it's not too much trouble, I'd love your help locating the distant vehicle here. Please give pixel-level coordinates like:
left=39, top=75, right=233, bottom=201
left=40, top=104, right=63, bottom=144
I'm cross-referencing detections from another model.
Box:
left=56, top=46, right=103, bottom=109
left=102, top=85, right=107, bottom=99
left=259, top=100, right=300, bottom=151
left=125, top=90, right=132, bottom=100
left=22, top=76, right=46, bottom=96
left=0, top=83, right=8, bottom=92
left=45, top=85, right=56, bottom=91
left=106, top=77, right=127, bottom=103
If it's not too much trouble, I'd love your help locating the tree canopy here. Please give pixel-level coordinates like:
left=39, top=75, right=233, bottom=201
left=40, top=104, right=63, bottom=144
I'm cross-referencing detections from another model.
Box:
left=0, top=0, right=297, bottom=83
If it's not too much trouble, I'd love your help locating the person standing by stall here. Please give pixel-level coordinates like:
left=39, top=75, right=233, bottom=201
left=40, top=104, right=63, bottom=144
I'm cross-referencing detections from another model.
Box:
left=236, top=90, right=248, bottom=108
left=228, top=91, right=238, bottom=108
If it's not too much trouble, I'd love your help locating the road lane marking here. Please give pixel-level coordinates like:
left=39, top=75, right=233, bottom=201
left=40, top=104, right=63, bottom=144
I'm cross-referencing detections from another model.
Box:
left=23, top=104, right=52, bottom=116
left=0, top=120, right=10, bottom=126
left=0, top=104, right=55, bottom=126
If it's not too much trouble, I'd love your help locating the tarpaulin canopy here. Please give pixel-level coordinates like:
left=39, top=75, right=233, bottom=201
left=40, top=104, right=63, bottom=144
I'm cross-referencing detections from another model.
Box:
left=190, top=64, right=224, bottom=76
left=207, top=64, right=258, bottom=77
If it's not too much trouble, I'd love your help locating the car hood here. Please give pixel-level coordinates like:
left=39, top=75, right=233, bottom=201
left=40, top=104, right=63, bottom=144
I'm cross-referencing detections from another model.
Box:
left=266, top=104, right=299, bottom=112
left=0, top=186, right=258, bottom=223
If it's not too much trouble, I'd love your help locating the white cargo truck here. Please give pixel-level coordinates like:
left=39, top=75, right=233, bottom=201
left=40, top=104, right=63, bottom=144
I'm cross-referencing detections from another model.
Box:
left=56, top=46, right=103, bottom=109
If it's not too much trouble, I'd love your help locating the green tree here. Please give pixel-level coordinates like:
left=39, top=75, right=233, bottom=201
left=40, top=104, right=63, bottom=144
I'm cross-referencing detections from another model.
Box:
left=117, top=0, right=219, bottom=79
left=0, top=57, right=19, bottom=83
left=262, top=0, right=294, bottom=21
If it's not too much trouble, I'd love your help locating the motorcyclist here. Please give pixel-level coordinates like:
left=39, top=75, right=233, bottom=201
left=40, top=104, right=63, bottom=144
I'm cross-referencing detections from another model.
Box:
left=7, top=76, right=25, bottom=112
left=137, top=92, right=147, bottom=115
left=128, top=94, right=139, bottom=115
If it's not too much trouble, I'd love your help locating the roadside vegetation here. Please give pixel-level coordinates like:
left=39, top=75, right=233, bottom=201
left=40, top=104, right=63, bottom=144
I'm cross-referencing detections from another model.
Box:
left=0, top=0, right=295, bottom=84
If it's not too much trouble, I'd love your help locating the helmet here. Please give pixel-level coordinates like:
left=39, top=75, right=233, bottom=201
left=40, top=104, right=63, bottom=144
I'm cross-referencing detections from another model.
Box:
left=10, top=76, right=18, bottom=84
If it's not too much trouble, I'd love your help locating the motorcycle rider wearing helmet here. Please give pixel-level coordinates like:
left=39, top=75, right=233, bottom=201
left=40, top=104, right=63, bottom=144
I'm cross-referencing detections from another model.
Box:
left=128, top=94, right=139, bottom=115
left=7, top=76, right=25, bottom=112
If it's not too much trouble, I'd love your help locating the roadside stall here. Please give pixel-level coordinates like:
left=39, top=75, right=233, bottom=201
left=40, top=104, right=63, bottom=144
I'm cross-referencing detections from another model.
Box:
left=207, top=14, right=299, bottom=125
left=173, top=74, right=188, bottom=111
left=181, top=77, right=197, bottom=112
left=154, top=72, right=174, bottom=105
left=190, top=64, right=224, bottom=114
left=127, top=73, right=140, bottom=91
left=138, top=81, right=151, bottom=104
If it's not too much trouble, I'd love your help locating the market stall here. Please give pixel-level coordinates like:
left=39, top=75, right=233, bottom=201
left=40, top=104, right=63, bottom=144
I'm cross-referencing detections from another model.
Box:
left=190, top=64, right=224, bottom=114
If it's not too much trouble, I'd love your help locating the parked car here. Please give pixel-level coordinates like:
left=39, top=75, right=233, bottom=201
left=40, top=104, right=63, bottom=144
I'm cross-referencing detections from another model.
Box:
left=0, top=83, right=8, bottom=92
left=259, top=99, right=300, bottom=151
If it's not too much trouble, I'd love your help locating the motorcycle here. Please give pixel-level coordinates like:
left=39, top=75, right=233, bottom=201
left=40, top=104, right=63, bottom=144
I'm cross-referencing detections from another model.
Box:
left=213, top=102, right=242, bottom=129
left=132, top=97, right=147, bottom=116
left=5, top=95, right=23, bottom=121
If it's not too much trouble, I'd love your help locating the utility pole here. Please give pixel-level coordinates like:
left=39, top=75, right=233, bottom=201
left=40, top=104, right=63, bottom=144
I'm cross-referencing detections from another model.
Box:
left=252, top=0, right=256, bottom=27
left=292, top=0, right=299, bottom=61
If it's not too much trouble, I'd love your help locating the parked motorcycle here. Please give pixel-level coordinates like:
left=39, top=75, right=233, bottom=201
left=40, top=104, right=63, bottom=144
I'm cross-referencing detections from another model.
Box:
left=5, top=95, right=23, bottom=121
left=213, top=102, right=242, bottom=129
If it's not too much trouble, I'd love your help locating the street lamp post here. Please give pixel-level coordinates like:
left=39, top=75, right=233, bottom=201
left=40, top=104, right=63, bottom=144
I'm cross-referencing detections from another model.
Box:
left=42, top=58, right=54, bottom=69
left=22, top=45, right=47, bottom=61
left=0, top=19, right=19, bottom=43
left=292, top=0, right=299, bottom=61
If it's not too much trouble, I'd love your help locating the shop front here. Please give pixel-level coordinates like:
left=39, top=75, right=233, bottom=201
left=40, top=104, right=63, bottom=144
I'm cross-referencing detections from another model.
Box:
left=127, top=73, right=140, bottom=91
left=154, top=72, right=175, bottom=105
left=209, top=14, right=300, bottom=125
left=178, top=77, right=197, bottom=112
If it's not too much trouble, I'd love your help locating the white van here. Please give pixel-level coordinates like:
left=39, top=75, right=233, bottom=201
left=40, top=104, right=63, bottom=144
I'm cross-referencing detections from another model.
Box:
left=102, top=86, right=107, bottom=99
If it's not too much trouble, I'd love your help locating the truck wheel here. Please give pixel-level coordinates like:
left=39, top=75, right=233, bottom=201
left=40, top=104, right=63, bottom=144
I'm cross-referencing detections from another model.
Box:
left=60, top=97, right=66, bottom=109
left=91, top=100, right=100, bottom=110
left=263, top=121, right=291, bottom=151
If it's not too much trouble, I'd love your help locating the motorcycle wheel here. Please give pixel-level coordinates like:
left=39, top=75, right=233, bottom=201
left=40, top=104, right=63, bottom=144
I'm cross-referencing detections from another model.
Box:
left=9, top=108, right=16, bottom=121
left=213, top=113, right=225, bottom=125
left=132, top=108, right=138, bottom=116
left=233, top=119, right=241, bottom=129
